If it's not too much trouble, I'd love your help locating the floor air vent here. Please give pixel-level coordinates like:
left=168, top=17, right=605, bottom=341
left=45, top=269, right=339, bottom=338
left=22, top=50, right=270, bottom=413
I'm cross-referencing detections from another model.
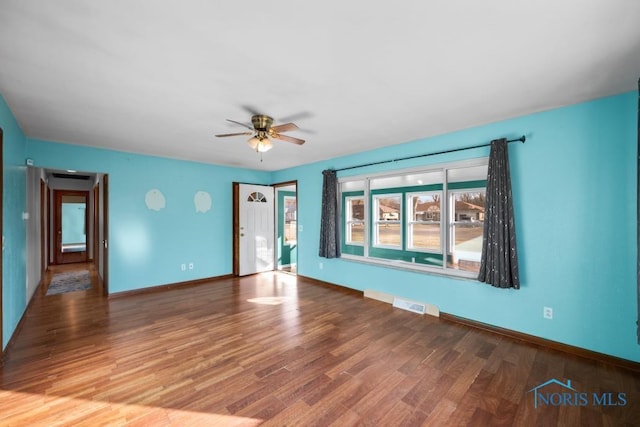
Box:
left=392, top=298, right=426, bottom=315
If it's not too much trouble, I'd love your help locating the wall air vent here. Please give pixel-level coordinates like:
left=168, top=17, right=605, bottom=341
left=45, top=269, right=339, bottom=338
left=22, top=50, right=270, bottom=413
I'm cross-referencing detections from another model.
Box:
left=51, top=173, right=91, bottom=180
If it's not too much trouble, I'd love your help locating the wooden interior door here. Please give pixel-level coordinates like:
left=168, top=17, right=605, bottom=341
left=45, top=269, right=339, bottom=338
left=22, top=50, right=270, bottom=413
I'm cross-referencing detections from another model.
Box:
left=54, top=190, right=89, bottom=264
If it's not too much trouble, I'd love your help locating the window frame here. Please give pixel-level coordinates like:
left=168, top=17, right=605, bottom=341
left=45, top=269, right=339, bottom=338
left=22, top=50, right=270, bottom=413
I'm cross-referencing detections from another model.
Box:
left=371, top=192, right=403, bottom=250
left=406, top=190, right=442, bottom=253
left=447, top=187, right=486, bottom=272
left=344, top=194, right=365, bottom=246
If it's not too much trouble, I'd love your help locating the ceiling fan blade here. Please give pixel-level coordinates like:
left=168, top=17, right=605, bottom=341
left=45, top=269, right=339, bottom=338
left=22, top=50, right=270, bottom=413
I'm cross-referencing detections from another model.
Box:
left=279, top=111, right=313, bottom=122
left=226, top=119, right=254, bottom=130
left=215, top=131, right=253, bottom=137
left=271, top=123, right=299, bottom=133
left=273, top=133, right=305, bottom=145
left=241, top=105, right=262, bottom=116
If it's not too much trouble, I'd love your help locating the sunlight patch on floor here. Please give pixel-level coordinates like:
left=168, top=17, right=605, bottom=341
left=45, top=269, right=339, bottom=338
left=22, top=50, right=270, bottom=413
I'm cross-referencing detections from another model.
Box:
left=247, top=296, right=293, bottom=305
left=0, top=390, right=263, bottom=426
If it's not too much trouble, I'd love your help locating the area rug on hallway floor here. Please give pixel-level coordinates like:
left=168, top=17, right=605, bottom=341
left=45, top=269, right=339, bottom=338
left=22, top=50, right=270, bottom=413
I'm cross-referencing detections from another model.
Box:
left=46, top=270, right=91, bottom=295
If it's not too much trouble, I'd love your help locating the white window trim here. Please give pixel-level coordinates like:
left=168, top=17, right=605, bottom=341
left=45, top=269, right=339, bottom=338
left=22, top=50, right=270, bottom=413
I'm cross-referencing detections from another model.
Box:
left=447, top=187, right=486, bottom=261
left=406, top=190, right=442, bottom=253
left=340, top=253, right=480, bottom=280
left=345, top=195, right=365, bottom=246
left=372, top=193, right=402, bottom=249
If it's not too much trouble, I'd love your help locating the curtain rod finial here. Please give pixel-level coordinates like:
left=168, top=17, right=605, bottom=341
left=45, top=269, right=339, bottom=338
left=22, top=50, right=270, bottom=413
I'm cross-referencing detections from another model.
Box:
left=511, top=135, right=526, bottom=143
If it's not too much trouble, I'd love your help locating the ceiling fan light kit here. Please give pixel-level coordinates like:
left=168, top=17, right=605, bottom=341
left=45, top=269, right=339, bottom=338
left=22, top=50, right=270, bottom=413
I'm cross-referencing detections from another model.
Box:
left=247, top=135, right=273, bottom=152
left=216, top=114, right=305, bottom=158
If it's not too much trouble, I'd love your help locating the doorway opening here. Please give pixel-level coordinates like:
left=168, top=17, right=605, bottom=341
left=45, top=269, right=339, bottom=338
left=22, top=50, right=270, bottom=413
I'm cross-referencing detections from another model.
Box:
left=29, top=169, right=109, bottom=295
left=275, top=183, right=297, bottom=274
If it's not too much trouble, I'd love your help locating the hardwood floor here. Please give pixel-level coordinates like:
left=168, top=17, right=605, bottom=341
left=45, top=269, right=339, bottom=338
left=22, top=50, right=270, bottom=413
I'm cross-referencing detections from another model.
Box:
left=1, top=265, right=638, bottom=426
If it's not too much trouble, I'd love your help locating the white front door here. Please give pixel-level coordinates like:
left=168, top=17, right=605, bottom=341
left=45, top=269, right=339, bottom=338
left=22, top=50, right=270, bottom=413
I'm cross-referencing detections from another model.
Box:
left=239, top=184, right=275, bottom=276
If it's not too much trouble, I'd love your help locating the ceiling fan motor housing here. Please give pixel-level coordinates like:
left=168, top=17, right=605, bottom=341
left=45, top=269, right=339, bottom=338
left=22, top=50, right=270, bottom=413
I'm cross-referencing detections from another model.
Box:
left=251, top=115, right=273, bottom=131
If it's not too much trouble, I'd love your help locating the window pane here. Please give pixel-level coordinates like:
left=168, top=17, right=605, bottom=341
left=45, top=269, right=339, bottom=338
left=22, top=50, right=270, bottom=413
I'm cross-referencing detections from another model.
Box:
left=376, top=223, right=401, bottom=246
left=410, top=223, right=440, bottom=251
left=341, top=180, right=365, bottom=192
left=349, top=223, right=365, bottom=244
left=374, top=194, right=401, bottom=247
left=448, top=165, right=488, bottom=183
left=375, top=196, right=400, bottom=221
left=409, top=194, right=440, bottom=222
left=371, top=170, right=443, bottom=190
left=407, top=193, right=441, bottom=251
left=345, top=196, right=365, bottom=245
left=348, top=198, right=364, bottom=221
left=449, top=191, right=485, bottom=272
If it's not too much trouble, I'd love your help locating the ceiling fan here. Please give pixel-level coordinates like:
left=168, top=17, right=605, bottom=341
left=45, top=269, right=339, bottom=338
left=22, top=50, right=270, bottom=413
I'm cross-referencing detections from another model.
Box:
left=215, top=114, right=305, bottom=153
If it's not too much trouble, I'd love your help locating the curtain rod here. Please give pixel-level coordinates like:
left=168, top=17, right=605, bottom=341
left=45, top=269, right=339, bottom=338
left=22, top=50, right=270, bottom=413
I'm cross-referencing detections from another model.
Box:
left=334, top=135, right=526, bottom=173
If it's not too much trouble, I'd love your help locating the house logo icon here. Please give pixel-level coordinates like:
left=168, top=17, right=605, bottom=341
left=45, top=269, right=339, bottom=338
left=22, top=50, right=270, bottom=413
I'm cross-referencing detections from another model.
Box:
left=528, top=378, right=578, bottom=409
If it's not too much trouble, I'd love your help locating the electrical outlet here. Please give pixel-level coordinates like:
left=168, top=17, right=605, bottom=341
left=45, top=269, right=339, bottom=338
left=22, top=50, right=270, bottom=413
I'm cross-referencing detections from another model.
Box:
left=181, top=263, right=186, bottom=271
left=543, top=307, right=553, bottom=320
left=189, top=262, right=194, bottom=270
left=319, top=262, right=323, bottom=270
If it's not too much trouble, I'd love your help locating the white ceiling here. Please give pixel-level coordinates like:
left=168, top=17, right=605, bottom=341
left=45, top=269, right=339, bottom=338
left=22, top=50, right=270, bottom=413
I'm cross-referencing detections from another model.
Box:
left=1, top=1, right=639, bottom=171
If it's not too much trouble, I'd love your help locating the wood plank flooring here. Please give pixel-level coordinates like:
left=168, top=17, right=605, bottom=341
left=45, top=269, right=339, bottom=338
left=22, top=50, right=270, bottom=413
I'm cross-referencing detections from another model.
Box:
left=0, top=263, right=638, bottom=426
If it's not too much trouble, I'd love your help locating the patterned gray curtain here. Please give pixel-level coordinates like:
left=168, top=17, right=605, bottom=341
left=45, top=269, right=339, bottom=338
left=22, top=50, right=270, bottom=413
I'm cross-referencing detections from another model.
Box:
left=478, top=138, right=520, bottom=289
left=319, top=169, right=341, bottom=258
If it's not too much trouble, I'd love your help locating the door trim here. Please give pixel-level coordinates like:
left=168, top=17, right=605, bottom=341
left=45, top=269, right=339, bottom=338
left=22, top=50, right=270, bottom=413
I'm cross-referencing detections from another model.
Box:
left=232, top=182, right=240, bottom=276
left=40, top=179, right=47, bottom=275
left=93, top=182, right=99, bottom=273
left=272, top=180, right=298, bottom=274
left=102, top=174, right=109, bottom=296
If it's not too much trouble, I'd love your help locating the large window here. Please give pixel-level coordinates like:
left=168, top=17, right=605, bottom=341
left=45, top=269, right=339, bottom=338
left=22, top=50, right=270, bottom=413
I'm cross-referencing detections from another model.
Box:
left=340, top=159, right=488, bottom=278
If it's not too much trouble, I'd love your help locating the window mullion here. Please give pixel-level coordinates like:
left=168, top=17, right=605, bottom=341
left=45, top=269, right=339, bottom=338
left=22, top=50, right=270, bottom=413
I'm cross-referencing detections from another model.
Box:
left=364, top=178, right=370, bottom=257
left=442, top=168, right=449, bottom=271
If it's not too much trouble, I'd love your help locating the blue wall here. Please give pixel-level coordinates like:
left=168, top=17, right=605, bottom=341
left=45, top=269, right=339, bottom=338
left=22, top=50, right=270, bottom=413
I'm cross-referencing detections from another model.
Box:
left=2, top=91, right=638, bottom=362
left=273, top=92, right=639, bottom=362
left=26, top=139, right=271, bottom=294
left=1, top=96, right=28, bottom=349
